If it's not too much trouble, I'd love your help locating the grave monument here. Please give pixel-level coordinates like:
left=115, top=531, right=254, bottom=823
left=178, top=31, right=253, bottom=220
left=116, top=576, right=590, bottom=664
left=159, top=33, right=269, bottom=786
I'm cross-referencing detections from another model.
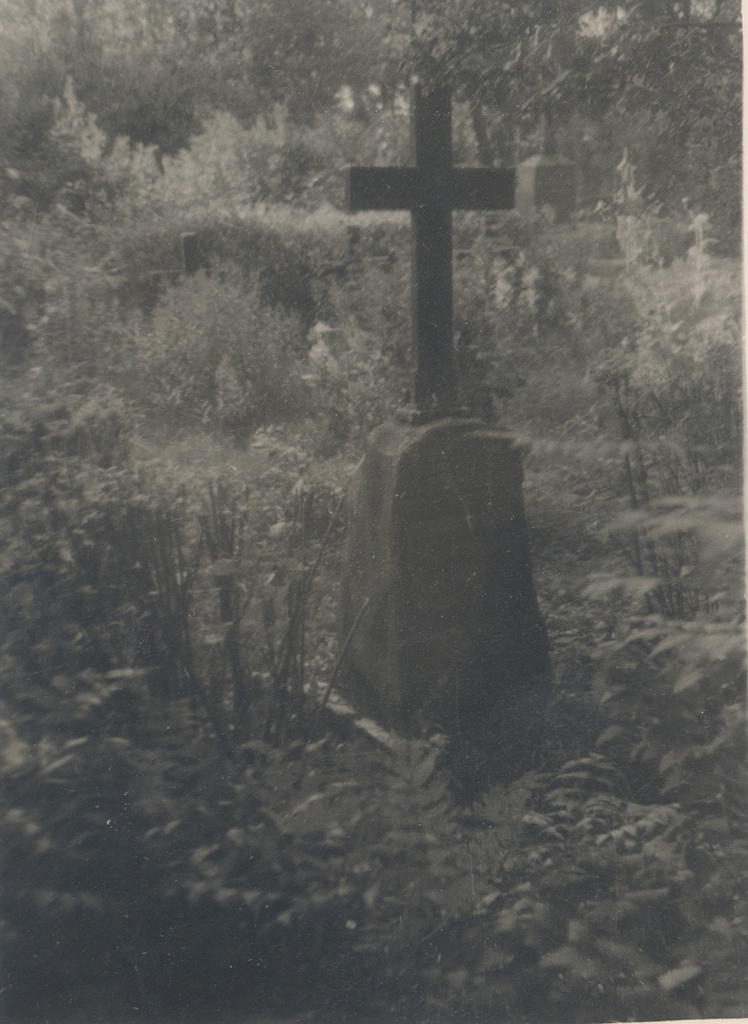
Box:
left=517, top=114, right=577, bottom=223
left=340, top=84, right=552, bottom=763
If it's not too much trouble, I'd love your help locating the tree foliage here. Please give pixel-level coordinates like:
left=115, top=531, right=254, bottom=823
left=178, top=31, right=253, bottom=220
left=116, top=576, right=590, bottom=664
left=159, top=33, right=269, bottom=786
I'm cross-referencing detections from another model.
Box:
left=402, top=0, right=740, bottom=237
left=0, top=0, right=740, bottom=238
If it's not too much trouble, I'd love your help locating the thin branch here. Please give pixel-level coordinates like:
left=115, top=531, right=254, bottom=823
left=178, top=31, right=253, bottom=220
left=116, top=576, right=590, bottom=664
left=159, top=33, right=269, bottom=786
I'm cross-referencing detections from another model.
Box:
left=310, top=598, right=370, bottom=740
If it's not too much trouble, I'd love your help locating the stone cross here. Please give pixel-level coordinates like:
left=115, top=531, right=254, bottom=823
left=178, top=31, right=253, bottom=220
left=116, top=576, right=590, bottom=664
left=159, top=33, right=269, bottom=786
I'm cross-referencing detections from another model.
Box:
left=346, top=84, right=515, bottom=419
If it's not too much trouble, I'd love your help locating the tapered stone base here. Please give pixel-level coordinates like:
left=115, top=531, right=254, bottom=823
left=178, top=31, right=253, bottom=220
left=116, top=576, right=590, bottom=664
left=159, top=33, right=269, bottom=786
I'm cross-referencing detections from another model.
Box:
left=340, top=419, right=552, bottom=752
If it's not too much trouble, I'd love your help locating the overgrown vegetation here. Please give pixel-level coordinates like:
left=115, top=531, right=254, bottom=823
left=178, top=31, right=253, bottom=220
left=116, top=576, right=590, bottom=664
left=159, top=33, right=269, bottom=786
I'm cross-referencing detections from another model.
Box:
left=1, top=2, right=744, bottom=1021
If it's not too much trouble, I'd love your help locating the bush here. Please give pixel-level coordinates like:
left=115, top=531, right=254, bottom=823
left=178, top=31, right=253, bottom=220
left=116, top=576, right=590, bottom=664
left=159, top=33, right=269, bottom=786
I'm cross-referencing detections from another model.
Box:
left=132, top=268, right=308, bottom=435
left=449, top=215, right=605, bottom=425
left=418, top=752, right=747, bottom=1022
left=163, top=108, right=340, bottom=208
left=0, top=381, right=353, bottom=1016
left=303, top=252, right=412, bottom=448
left=0, top=384, right=460, bottom=1018
left=113, top=211, right=348, bottom=322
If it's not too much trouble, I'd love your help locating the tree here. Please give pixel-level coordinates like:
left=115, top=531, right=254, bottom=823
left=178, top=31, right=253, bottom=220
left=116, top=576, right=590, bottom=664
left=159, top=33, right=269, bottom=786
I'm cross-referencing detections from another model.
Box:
left=0, top=0, right=201, bottom=166
left=398, top=0, right=740, bottom=240
left=242, top=0, right=399, bottom=124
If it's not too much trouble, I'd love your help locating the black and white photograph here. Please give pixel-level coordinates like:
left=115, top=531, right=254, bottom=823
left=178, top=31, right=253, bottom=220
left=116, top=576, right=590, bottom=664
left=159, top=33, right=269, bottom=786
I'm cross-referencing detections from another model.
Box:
left=0, top=1, right=744, bottom=1022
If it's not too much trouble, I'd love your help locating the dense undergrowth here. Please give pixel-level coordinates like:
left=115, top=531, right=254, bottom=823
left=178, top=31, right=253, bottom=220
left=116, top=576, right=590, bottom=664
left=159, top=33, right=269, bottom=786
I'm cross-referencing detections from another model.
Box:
left=1, top=82, right=745, bottom=1024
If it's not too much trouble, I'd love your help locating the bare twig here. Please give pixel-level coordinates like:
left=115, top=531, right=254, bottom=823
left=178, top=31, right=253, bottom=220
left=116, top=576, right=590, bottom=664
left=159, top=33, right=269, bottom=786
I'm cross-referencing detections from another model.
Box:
left=310, top=597, right=370, bottom=740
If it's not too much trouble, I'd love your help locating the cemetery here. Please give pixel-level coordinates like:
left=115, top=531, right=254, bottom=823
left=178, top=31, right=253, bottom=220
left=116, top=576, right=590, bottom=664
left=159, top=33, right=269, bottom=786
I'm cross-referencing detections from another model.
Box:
left=0, top=2, right=744, bottom=1022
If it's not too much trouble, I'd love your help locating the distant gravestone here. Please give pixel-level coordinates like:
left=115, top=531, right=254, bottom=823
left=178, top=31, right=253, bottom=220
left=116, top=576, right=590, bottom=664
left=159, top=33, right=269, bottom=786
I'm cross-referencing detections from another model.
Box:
left=516, top=116, right=576, bottom=223
left=341, top=84, right=552, bottom=760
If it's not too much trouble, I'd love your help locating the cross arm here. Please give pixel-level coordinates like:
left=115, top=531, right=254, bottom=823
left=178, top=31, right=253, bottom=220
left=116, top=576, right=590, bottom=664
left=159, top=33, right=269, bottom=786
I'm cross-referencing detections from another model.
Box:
left=346, top=167, right=420, bottom=211
left=451, top=168, right=515, bottom=210
left=346, top=166, right=515, bottom=213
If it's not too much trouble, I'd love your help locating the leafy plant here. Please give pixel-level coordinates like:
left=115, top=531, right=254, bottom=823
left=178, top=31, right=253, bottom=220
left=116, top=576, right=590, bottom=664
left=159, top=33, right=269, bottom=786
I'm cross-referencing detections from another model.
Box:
left=132, top=267, right=308, bottom=435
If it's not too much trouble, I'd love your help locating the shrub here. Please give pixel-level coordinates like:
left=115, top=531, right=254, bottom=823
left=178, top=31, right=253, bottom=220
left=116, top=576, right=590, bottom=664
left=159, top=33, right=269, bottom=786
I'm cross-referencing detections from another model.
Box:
left=0, top=675, right=349, bottom=1017
left=304, top=259, right=412, bottom=449
left=113, top=211, right=348, bottom=323
left=0, top=54, right=89, bottom=214
left=422, top=752, right=747, bottom=1022
left=0, top=385, right=456, bottom=1018
left=132, top=268, right=308, bottom=435
left=162, top=108, right=340, bottom=209
left=450, top=215, right=604, bottom=425
left=0, top=380, right=353, bottom=1016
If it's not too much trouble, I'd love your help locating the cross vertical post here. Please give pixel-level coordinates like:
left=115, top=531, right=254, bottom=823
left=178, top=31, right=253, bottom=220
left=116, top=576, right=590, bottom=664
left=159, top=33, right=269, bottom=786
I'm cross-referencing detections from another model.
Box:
left=347, top=83, right=515, bottom=419
left=411, top=86, right=455, bottom=414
